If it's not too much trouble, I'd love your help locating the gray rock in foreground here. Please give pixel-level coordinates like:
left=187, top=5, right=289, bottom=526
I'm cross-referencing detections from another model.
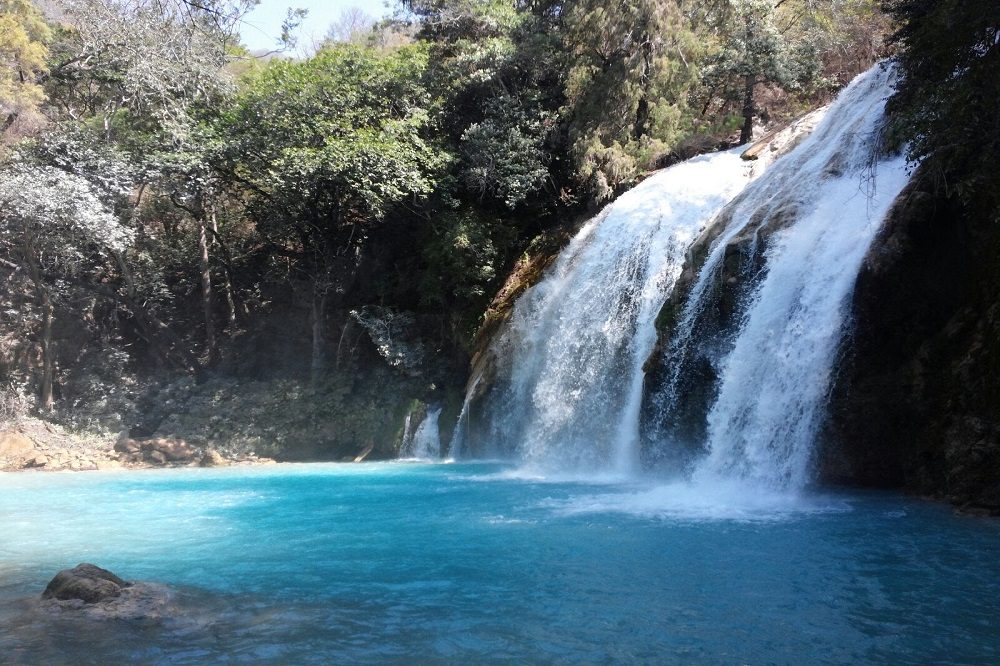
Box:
left=40, top=564, right=178, bottom=622
left=42, top=563, right=130, bottom=603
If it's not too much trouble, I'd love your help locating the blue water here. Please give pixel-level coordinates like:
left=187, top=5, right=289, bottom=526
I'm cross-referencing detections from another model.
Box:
left=2, top=463, right=999, bottom=664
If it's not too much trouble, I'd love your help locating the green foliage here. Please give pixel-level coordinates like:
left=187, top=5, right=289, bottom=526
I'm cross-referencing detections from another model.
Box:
left=0, top=163, right=130, bottom=265
left=701, top=0, right=824, bottom=143
left=419, top=210, right=513, bottom=311
left=562, top=0, right=701, bottom=199
left=221, top=44, right=446, bottom=230
left=459, top=94, right=553, bottom=209
left=883, top=0, right=1000, bottom=210
left=403, top=0, right=562, bottom=208
left=0, top=0, right=51, bottom=135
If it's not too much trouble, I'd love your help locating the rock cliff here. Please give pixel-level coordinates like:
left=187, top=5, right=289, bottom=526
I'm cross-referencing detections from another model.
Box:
left=825, top=178, right=1000, bottom=513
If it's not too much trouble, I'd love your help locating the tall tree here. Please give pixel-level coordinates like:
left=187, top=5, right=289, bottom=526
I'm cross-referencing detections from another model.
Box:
left=0, top=163, right=130, bottom=408
left=701, top=0, right=821, bottom=144
left=562, top=0, right=701, bottom=200
left=218, top=44, right=447, bottom=378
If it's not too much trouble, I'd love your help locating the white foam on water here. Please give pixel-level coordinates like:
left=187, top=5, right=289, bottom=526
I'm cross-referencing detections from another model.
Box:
left=541, top=480, right=852, bottom=523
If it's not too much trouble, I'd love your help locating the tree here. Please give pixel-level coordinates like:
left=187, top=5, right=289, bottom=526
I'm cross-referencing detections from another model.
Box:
left=39, top=0, right=260, bottom=367
left=45, top=0, right=252, bottom=141
left=0, top=163, right=130, bottom=408
left=0, top=0, right=51, bottom=139
left=701, top=0, right=821, bottom=144
left=218, top=44, right=447, bottom=378
left=561, top=0, right=701, bottom=200
left=883, top=0, right=1000, bottom=210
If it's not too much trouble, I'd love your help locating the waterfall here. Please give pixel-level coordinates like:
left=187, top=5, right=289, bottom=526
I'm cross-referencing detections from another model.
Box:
left=472, top=149, right=762, bottom=473
left=405, top=408, right=442, bottom=460
left=401, top=411, right=414, bottom=453
left=465, top=62, right=908, bottom=489
left=664, top=64, right=911, bottom=490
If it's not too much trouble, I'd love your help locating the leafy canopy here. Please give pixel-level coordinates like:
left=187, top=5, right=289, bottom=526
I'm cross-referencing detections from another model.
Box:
left=221, top=43, right=447, bottom=230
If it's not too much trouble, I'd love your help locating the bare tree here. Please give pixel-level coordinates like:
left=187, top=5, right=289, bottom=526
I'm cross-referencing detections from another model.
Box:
left=325, top=7, right=375, bottom=45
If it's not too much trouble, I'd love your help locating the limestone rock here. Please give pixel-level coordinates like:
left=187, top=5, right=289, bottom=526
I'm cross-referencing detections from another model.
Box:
left=147, top=449, right=168, bottom=465
left=200, top=448, right=227, bottom=467
left=114, top=437, right=141, bottom=455
left=42, top=564, right=130, bottom=604
left=0, top=430, right=35, bottom=461
left=135, top=437, right=197, bottom=465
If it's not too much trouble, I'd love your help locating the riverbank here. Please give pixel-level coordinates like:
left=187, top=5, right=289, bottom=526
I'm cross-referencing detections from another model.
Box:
left=0, top=417, right=274, bottom=472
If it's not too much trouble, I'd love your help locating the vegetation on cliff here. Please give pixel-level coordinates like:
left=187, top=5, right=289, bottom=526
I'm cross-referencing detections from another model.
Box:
left=883, top=0, right=999, bottom=218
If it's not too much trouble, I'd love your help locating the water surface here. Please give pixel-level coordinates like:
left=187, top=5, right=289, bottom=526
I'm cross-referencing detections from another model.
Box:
left=2, top=462, right=998, bottom=664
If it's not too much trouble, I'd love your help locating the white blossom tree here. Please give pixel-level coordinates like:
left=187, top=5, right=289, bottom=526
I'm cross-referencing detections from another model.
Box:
left=0, top=163, right=131, bottom=408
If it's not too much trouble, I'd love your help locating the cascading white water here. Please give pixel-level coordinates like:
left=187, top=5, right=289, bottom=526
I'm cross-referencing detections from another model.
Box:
left=464, top=62, right=909, bottom=490
left=683, top=64, right=911, bottom=489
left=400, top=411, right=414, bottom=452
left=405, top=408, right=442, bottom=460
left=478, top=150, right=762, bottom=473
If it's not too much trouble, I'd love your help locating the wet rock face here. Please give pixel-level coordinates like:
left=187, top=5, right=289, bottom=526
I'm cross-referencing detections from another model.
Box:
left=638, top=114, right=827, bottom=468
left=42, top=564, right=130, bottom=604
left=639, top=188, right=794, bottom=467
left=825, top=180, right=1000, bottom=513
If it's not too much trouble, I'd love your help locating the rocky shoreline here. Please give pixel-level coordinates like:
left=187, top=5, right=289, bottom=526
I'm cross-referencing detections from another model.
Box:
left=0, top=417, right=275, bottom=473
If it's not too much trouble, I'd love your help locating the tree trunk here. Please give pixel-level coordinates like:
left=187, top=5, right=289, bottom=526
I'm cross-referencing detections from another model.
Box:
left=198, top=219, right=216, bottom=361
left=335, top=319, right=352, bottom=370
left=740, top=74, right=755, bottom=145
left=210, top=208, right=238, bottom=329
left=633, top=33, right=653, bottom=141
left=40, top=290, right=54, bottom=411
left=310, top=288, right=327, bottom=381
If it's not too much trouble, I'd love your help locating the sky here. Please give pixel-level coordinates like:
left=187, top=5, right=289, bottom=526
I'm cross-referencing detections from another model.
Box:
left=239, top=0, right=394, bottom=54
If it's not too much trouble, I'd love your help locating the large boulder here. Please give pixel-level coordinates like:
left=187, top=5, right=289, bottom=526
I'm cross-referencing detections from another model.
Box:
left=42, top=563, right=130, bottom=603
left=199, top=448, right=227, bottom=467
left=138, top=437, right=197, bottom=464
left=0, top=430, right=35, bottom=466
left=38, top=564, right=178, bottom=623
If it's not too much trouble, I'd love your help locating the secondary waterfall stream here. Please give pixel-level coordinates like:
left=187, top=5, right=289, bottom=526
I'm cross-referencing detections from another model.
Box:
left=404, top=408, right=441, bottom=459
left=462, top=63, right=911, bottom=489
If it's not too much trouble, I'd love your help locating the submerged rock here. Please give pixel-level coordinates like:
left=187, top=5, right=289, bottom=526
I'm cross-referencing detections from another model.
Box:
left=42, top=564, right=129, bottom=604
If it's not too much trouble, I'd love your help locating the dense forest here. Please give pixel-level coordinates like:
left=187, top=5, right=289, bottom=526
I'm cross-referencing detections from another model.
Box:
left=0, top=0, right=994, bottom=461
